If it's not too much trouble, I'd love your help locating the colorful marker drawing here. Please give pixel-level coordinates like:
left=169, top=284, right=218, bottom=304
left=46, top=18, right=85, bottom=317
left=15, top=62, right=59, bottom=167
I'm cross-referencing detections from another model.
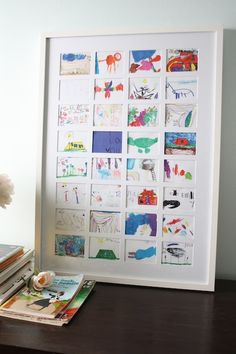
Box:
left=128, top=132, right=158, bottom=154
left=89, top=237, right=120, bottom=260
left=94, top=79, right=124, bottom=100
left=57, top=157, right=88, bottom=178
left=165, top=132, right=196, bottom=155
left=166, top=77, right=198, bottom=100
left=92, top=158, right=122, bottom=180
left=95, top=51, right=123, bottom=75
left=164, top=159, right=195, bottom=183
left=129, top=78, right=160, bottom=100
left=127, top=158, right=158, bottom=182
left=165, top=104, right=197, bottom=128
left=92, top=131, right=122, bottom=153
left=60, top=52, right=91, bottom=75
left=58, top=131, right=89, bottom=152
left=90, top=211, right=121, bottom=234
left=128, top=104, right=158, bottom=127
left=161, top=242, right=193, bottom=265
left=56, top=183, right=86, bottom=207
left=166, top=49, right=198, bottom=72
left=129, top=50, right=161, bottom=73
left=127, top=186, right=158, bottom=208
left=94, top=104, right=123, bottom=127
left=59, top=79, right=90, bottom=102
left=125, top=213, right=157, bottom=237
left=91, top=184, right=121, bottom=208
left=58, top=104, right=89, bottom=127
left=55, top=208, right=85, bottom=233
left=55, top=234, right=85, bottom=257
left=125, top=240, right=157, bottom=263
left=163, top=187, right=195, bottom=211
left=162, top=215, right=194, bottom=238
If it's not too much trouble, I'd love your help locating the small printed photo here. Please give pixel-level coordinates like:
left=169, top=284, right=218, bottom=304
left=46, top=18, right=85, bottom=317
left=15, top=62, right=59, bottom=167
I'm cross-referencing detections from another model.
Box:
left=165, top=104, right=197, bottom=128
left=56, top=183, right=87, bottom=207
left=166, top=77, right=198, bottom=100
left=166, top=49, right=198, bottom=72
left=163, top=187, right=195, bottom=211
left=127, top=186, right=158, bottom=208
left=129, top=77, right=160, bottom=100
left=95, top=51, right=123, bottom=75
left=125, top=212, right=157, bottom=237
left=164, top=159, right=195, bottom=183
left=125, top=240, right=157, bottom=263
left=90, top=210, right=121, bottom=234
left=57, top=157, right=88, bottom=178
left=162, top=215, right=194, bottom=238
left=129, top=50, right=161, bottom=73
left=58, top=104, right=90, bottom=127
left=128, top=104, right=159, bottom=127
left=127, top=158, right=158, bottom=182
left=94, top=104, right=123, bottom=127
left=91, top=158, right=122, bottom=180
left=164, top=132, right=196, bottom=155
left=55, top=234, right=85, bottom=257
left=91, top=184, right=121, bottom=208
left=89, top=237, right=120, bottom=260
left=128, top=132, right=159, bottom=155
left=55, top=208, right=85, bottom=233
left=161, top=241, right=193, bottom=265
left=60, top=52, right=91, bottom=75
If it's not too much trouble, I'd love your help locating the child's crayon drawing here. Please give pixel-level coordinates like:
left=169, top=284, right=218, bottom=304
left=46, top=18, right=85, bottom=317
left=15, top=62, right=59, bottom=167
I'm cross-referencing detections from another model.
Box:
left=60, top=52, right=91, bottom=75
left=127, top=158, right=158, bottom=182
left=164, top=159, right=195, bottom=183
left=166, top=49, right=198, bottom=72
left=128, top=104, right=158, bottom=127
left=92, top=158, right=122, bottom=180
left=165, top=132, right=196, bottom=155
left=162, top=215, right=194, bottom=238
left=59, top=79, right=90, bottom=102
left=94, top=79, right=124, bottom=100
left=125, top=213, right=157, bottom=237
left=91, top=184, right=121, bottom=208
left=94, top=104, right=122, bottom=127
left=161, top=242, right=193, bottom=265
left=128, top=132, right=158, bottom=154
left=58, top=131, right=89, bottom=152
left=58, top=104, right=89, bottom=126
left=57, top=157, right=88, bottom=178
left=163, top=187, right=195, bottom=211
left=89, top=237, right=120, bottom=260
left=56, top=183, right=86, bottom=207
left=127, top=186, right=158, bottom=208
left=55, top=234, right=85, bottom=257
left=55, top=208, right=85, bottom=233
left=165, top=104, right=197, bottom=128
left=129, top=50, right=161, bottom=73
left=90, top=211, right=121, bottom=234
left=129, top=78, right=160, bottom=100
left=92, top=131, right=122, bottom=153
left=166, top=77, right=198, bottom=100
left=95, top=51, right=123, bottom=75
left=125, top=240, right=157, bottom=263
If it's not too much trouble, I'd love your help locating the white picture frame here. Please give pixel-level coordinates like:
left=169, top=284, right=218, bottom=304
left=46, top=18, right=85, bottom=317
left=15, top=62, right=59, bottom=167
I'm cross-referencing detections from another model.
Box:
left=35, top=28, right=223, bottom=291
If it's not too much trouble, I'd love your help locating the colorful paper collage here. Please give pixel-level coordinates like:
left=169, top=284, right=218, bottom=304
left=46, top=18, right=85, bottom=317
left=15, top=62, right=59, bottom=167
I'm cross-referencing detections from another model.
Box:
left=55, top=45, right=198, bottom=267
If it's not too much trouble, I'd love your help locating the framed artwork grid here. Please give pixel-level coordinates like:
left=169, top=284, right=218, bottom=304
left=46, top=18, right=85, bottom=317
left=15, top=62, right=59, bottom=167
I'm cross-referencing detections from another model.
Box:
left=35, top=29, right=223, bottom=291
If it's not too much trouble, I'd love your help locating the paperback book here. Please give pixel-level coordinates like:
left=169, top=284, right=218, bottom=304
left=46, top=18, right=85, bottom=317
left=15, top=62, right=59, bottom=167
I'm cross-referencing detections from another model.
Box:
left=0, top=244, right=24, bottom=270
left=0, top=274, right=84, bottom=319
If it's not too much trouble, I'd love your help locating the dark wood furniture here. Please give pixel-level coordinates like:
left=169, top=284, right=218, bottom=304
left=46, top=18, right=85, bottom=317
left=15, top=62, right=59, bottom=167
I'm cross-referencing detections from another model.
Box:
left=0, top=279, right=235, bottom=354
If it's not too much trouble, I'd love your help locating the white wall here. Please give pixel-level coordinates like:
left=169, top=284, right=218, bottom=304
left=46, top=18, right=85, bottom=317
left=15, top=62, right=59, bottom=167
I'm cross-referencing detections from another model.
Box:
left=0, top=0, right=235, bottom=279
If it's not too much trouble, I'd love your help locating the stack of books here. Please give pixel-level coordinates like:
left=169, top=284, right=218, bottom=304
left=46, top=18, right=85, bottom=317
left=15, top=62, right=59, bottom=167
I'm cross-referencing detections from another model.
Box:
left=0, top=274, right=95, bottom=326
left=0, top=244, right=34, bottom=305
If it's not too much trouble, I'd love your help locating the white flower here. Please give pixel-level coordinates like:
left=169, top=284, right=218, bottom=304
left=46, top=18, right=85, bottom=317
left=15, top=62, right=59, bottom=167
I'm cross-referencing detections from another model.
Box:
left=32, top=271, right=56, bottom=291
left=0, top=174, right=14, bottom=208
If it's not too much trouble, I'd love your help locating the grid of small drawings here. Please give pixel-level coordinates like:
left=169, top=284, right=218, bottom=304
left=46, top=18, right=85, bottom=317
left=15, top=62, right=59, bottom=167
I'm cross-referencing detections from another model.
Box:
left=53, top=47, right=198, bottom=267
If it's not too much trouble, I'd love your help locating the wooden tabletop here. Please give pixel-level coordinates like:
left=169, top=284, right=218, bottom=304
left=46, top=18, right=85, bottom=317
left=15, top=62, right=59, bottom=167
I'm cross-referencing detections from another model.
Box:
left=0, top=279, right=236, bottom=354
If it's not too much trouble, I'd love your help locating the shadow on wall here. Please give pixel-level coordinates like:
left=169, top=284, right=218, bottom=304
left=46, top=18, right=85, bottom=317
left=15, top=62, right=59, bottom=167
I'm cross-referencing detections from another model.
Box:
left=216, top=29, right=236, bottom=280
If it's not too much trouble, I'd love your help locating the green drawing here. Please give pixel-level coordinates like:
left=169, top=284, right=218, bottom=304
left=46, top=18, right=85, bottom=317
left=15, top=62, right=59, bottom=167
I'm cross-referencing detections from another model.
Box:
left=128, top=137, right=158, bottom=153
left=95, top=249, right=118, bottom=260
